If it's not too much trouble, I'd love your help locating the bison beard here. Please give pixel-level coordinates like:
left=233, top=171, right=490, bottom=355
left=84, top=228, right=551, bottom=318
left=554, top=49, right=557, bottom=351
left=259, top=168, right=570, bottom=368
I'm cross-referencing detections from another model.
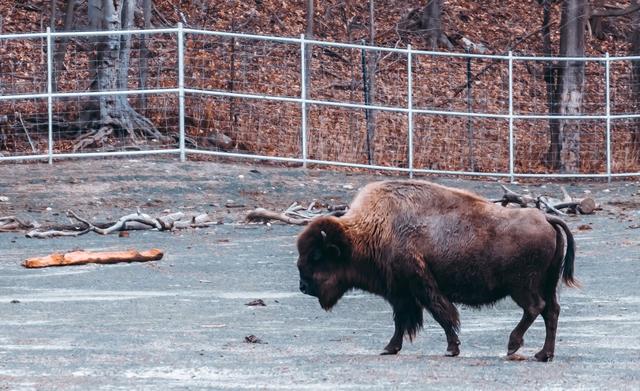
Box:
left=296, top=180, right=577, bottom=362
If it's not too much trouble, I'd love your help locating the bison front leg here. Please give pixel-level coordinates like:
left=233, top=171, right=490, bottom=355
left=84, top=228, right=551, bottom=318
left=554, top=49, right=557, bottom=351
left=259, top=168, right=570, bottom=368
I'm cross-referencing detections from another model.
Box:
left=412, top=272, right=461, bottom=357
left=381, top=298, right=423, bottom=355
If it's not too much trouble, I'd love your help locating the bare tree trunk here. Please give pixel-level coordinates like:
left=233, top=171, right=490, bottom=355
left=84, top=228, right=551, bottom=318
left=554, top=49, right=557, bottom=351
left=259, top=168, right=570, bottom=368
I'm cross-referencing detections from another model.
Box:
left=631, top=4, right=640, bottom=162
left=84, top=0, right=164, bottom=145
left=52, top=0, right=79, bottom=92
left=557, top=0, right=586, bottom=173
left=304, top=0, right=313, bottom=157
left=421, top=0, right=452, bottom=49
left=542, top=0, right=562, bottom=169
left=365, top=0, right=377, bottom=165
left=50, top=0, right=57, bottom=89
left=139, top=0, right=152, bottom=110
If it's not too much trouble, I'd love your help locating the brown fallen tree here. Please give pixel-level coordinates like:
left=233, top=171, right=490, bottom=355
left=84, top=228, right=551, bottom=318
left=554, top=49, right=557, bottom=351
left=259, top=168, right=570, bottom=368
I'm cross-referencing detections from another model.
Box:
left=23, top=248, right=163, bottom=268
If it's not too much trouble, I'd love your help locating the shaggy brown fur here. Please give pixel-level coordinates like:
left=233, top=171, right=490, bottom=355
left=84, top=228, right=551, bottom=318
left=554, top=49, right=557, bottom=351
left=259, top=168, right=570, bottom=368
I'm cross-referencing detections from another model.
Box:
left=297, top=180, right=576, bottom=361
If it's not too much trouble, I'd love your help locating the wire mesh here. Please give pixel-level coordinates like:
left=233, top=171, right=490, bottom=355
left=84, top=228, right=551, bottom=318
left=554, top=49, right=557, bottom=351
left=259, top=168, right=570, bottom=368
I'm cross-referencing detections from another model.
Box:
left=1, top=28, right=640, bottom=178
left=0, top=98, right=49, bottom=158
left=50, top=93, right=179, bottom=154
left=610, top=118, right=640, bottom=174
left=610, top=59, right=636, bottom=116
left=186, top=93, right=302, bottom=159
left=412, top=53, right=508, bottom=115
left=52, top=31, right=178, bottom=94
left=308, top=44, right=407, bottom=108
left=185, top=33, right=301, bottom=98
left=306, top=105, right=408, bottom=168
left=513, top=119, right=606, bottom=175
left=512, top=58, right=606, bottom=117
left=0, top=36, right=48, bottom=97
left=412, top=114, right=509, bottom=173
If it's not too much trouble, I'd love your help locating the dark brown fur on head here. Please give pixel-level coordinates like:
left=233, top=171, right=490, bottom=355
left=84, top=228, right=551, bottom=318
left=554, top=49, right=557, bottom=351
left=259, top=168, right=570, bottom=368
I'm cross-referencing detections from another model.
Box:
left=296, top=216, right=352, bottom=310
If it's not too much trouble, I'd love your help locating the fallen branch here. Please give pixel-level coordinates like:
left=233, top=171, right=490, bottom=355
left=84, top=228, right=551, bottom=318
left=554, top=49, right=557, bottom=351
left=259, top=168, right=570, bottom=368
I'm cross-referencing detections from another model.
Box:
left=246, top=208, right=309, bottom=225
left=16, top=112, right=37, bottom=153
left=492, top=185, right=597, bottom=215
left=557, top=186, right=596, bottom=215
left=0, top=215, right=38, bottom=232
left=25, top=210, right=218, bottom=238
left=491, top=184, right=536, bottom=207
left=246, top=202, right=348, bottom=225
left=23, top=248, right=163, bottom=268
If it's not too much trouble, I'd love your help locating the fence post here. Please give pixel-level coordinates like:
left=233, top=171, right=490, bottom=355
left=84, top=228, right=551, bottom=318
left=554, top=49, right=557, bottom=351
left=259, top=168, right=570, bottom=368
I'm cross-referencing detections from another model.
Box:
left=407, top=44, right=414, bottom=178
left=300, top=34, right=308, bottom=168
left=178, top=23, right=186, bottom=162
left=508, top=51, right=514, bottom=182
left=46, top=27, right=53, bottom=164
left=605, top=52, right=612, bottom=183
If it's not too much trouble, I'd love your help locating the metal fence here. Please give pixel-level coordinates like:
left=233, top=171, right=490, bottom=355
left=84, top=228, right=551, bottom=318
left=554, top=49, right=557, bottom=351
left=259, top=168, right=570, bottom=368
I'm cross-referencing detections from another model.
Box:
left=1, top=24, right=640, bottom=180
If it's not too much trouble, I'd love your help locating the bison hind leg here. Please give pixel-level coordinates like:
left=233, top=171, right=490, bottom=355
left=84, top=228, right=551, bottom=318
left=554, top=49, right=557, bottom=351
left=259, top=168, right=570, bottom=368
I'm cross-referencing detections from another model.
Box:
left=507, top=291, right=546, bottom=357
left=534, top=290, right=561, bottom=362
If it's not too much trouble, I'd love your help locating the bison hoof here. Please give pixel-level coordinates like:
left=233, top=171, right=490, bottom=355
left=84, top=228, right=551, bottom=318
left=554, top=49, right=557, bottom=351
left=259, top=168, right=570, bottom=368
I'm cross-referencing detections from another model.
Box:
left=445, top=346, right=460, bottom=357
left=445, top=340, right=460, bottom=357
left=534, top=351, right=554, bottom=362
left=507, top=339, right=523, bottom=356
left=381, top=345, right=401, bottom=355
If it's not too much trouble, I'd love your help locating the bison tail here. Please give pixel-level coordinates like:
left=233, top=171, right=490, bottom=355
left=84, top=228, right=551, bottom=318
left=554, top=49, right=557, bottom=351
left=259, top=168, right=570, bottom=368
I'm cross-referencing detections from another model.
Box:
left=546, top=215, right=579, bottom=288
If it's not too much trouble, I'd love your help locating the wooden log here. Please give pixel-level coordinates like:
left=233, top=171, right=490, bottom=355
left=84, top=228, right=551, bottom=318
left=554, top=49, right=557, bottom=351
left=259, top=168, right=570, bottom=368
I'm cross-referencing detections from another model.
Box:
left=246, top=208, right=309, bottom=225
left=22, top=249, right=164, bottom=268
left=576, top=197, right=596, bottom=214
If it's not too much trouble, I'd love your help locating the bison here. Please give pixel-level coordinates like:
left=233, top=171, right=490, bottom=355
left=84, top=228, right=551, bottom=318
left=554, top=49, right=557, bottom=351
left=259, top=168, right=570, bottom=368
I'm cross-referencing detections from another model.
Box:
left=296, top=180, right=576, bottom=361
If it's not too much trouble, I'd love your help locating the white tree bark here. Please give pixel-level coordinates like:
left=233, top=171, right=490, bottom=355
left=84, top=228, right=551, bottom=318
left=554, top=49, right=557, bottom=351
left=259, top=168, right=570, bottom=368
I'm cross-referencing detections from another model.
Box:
left=558, top=0, right=586, bottom=173
left=630, top=3, right=640, bottom=161
left=84, top=0, right=164, bottom=143
left=421, top=0, right=452, bottom=49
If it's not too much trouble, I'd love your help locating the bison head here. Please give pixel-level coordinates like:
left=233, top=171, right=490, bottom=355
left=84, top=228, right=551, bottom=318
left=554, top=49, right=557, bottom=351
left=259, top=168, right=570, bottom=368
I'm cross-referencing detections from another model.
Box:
left=296, top=216, right=352, bottom=310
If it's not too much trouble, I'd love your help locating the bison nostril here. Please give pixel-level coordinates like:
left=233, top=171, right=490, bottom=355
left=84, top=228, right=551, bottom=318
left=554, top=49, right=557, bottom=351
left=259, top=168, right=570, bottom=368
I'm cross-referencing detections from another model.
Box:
left=299, top=280, right=308, bottom=294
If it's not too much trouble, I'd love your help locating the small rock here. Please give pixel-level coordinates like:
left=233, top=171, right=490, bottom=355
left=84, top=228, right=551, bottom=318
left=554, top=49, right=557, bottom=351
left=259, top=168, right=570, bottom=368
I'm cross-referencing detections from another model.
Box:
left=244, top=335, right=266, bottom=344
left=577, top=224, right=592, bottom=231
left=342, top=184, right=354, bottom=190
left=118, top=231, right=129, bottom=238
left=0, top=196, right=9, bottom=202
left=245, top=299, right=266, bottom=307
left=10, top=299, right=20, bottom=304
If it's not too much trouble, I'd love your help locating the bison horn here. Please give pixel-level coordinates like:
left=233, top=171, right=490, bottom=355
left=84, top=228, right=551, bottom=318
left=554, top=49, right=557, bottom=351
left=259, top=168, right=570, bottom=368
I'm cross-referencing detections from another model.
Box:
left=320, top=230, right=327, bottom=241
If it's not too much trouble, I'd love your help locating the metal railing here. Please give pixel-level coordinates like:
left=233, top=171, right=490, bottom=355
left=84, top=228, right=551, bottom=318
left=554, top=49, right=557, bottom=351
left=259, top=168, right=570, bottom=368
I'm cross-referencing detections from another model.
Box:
left=1, top=24, right=640, bottom=180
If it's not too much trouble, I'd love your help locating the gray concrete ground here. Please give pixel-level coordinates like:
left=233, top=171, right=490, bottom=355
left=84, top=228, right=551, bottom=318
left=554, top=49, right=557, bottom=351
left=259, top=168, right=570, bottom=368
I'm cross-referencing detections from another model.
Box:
left=0, top=159, right=639, bottom=390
